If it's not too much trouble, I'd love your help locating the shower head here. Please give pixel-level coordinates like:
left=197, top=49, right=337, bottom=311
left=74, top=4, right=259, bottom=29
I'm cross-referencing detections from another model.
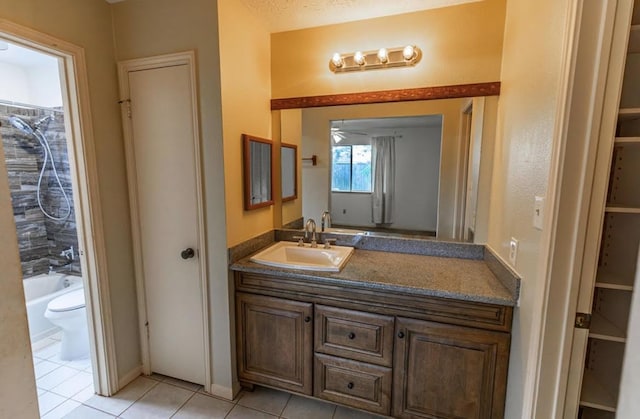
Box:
left=8, top=116, right=35, bottom=136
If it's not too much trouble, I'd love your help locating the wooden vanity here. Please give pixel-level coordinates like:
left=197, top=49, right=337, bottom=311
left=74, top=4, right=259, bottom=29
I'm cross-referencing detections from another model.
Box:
left=232, top=247, right=515, bottom=419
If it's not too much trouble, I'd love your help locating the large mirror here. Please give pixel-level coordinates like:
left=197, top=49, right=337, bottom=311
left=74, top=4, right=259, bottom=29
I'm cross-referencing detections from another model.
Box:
left=279, top=96, right=497, bottom=243
left=243, top=134, right=273, bottom=210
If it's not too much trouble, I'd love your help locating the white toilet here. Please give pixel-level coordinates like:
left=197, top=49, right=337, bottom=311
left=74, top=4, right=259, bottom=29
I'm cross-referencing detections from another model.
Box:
left=44, top=288, right=89, bottom=360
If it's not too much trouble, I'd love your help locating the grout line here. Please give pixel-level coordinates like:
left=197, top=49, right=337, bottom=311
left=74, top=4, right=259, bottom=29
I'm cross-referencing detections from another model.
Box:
left=168, top=390, right=198, bottom=419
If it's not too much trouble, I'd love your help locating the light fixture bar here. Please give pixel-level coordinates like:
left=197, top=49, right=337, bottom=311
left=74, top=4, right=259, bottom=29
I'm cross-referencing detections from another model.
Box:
left=329, top=45, right=421, bottom=73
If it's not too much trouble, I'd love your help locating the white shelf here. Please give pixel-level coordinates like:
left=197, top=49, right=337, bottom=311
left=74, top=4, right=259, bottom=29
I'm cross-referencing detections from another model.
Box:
left=618, top=107, right=640, bottom=120
left=595, top=268, right=635, bottom=291
left=604, top=206, right=640, bottom=214
left=615, top=136, right=640, bottom=144
left=589, top=312, right=627, bottom=343
left=580, top=370, right=617, bottom=412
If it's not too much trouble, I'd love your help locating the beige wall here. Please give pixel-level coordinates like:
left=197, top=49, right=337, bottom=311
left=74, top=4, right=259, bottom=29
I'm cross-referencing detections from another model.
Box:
left=0, top=0, right=141, bottom=382
left=0, top=142, right=38, bottom=418
left=300, top=99, right=466, bottom=240
left=487, top=0, right=571, bottom=416
left=111, top=0, right=235, bottom=394
left=271, top=0, right=505, bottom=99
left=218, top=0, right=273, bottom=248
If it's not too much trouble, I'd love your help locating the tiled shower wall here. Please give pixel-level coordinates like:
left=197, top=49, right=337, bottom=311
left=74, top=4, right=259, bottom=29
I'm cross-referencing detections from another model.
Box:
left=0, top=104, right=81, bottom=278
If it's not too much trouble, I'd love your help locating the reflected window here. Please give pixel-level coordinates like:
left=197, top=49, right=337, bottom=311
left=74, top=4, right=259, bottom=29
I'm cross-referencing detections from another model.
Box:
left=331, top=145, right=372, bottom=192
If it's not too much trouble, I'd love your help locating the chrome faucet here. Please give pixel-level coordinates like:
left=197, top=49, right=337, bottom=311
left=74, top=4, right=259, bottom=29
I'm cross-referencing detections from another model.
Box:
left=305, top=218, right=318, bottom=248
left=321, top=211, right=332, bottom=232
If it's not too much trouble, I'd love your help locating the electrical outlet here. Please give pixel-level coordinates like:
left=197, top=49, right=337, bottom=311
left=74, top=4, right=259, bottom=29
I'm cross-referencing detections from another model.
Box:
left=533, top=196, right=544, bottom=230
left=509, top=238, right=519, bottom=266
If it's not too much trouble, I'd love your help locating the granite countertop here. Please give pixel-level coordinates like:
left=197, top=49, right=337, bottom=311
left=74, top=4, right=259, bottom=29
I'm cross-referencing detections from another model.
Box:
left=231, top=247, right=517, bottom=306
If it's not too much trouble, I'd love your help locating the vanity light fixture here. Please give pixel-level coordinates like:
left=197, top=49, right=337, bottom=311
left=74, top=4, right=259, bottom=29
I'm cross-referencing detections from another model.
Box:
left=329, top=45, right=421, bottom=73
left=331, top=52, right=344, bottom=69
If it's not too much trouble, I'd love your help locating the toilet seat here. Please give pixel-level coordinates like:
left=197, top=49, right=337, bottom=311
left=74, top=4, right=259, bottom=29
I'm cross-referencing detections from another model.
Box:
left=47, top=289, right=85, bottom=312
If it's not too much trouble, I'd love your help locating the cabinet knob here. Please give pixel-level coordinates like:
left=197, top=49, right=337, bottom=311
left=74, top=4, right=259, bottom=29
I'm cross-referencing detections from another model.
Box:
left=397, top=331, right=405, bottom=339
left=347, top=382, right=354, bottom=389
left=304, top=316, right=311, bottom=323
left=348, top=332, right=356, bottom=340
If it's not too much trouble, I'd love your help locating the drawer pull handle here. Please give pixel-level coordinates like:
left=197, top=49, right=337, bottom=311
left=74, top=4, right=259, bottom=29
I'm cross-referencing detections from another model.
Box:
left=304, top=316, right=311, bottom=323
left=348, top=332, right=356, bottom=340
left=347, top=382, right=354, bottom=390
left=398, top=331, right=405, bottom=339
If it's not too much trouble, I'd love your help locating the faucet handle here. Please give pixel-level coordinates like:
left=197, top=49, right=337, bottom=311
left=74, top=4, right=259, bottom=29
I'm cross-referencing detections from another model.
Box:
left=292, top=235, right=305, bottom=246
left=323, top=238, right=337, bottom=249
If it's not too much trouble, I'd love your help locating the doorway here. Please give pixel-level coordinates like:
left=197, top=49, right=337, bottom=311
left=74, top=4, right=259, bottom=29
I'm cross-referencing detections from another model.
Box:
left=0, top=20, right=118, bottom=416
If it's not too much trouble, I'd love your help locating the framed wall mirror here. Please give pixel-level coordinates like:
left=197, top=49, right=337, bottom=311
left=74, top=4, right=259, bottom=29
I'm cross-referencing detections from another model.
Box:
left=281, top=143, right=297, bottom=201
left=243, top=134, right=273, bottom=210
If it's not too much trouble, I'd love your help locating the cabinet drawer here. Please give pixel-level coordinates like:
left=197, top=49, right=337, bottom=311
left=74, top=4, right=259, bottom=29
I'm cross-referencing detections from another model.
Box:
left=315, top=305, right=394, bottom=367
left=314, top=353, right=391, bottom=415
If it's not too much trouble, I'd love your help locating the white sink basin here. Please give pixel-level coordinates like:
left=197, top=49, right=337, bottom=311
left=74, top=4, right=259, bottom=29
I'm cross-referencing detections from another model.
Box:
left=250, top=241, right=354, bottom=272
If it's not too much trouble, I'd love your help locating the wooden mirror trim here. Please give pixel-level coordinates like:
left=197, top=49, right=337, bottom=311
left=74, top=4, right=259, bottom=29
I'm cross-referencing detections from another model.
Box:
left=271, top=82, right=500, bottom=110
left=243, top=134, right=274, bottom=211
left=281, top=143, right=298, bottom=202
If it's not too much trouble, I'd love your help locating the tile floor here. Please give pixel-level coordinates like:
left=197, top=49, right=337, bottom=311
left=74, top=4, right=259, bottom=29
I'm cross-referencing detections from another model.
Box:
left=32, top=333, right=94, bottom=418
left=33, top=335, right=384, bottom=418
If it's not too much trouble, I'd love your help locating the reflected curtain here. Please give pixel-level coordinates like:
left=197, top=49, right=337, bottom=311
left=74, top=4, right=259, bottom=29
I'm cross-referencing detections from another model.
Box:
left=371, top=136, right=395, bottom=224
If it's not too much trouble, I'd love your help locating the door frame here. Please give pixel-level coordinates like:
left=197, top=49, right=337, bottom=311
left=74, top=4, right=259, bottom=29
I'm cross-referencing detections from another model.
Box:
left=453, top=99, right=473, bottom=240
left=117, top=51, right=211, bottom=389
left=0, top=20, right=119, bottom=395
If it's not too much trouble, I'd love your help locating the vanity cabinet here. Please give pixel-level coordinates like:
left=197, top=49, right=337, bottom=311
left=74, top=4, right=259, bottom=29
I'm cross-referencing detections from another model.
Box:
left=392, top=318, right=509, bottom=419
left=236, top=293, right=313, bottom=394
left=235, top=272, right=512, bottom=419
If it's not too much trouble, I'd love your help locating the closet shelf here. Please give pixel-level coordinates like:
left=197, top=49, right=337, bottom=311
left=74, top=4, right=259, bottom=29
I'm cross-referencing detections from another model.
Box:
left=628, top=24, right=640, bottom=53
left=589, top=312, right=627, bottom=342
left=604, top=206, right=640, bottom=214
left=595, top=268, right=635, bottom=291
left=618, top=108, right=640, bottom=120
left=580, top=370, right=617, bottom=412
left=614, top=136, right=640, bottom=144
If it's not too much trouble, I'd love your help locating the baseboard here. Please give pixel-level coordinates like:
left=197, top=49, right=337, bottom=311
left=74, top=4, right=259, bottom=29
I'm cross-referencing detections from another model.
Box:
left=209, top=383, right=239, bottom=400
left=118, top=365, right=142, bottom=390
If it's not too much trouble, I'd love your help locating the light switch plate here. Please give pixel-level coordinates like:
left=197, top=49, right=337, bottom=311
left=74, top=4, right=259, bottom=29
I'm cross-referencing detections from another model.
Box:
left=509, top=238, right=518, bottom=266
left=534, top=196, right=544, bottom=230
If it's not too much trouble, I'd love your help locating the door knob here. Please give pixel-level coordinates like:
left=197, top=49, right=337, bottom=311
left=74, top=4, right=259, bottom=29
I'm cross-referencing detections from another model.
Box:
left=181, top=248, right=195, bottom=259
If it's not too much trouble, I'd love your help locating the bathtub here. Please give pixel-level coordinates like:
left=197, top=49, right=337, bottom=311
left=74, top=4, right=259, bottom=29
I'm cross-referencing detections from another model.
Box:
left=23, top=273, right=83, bottom=342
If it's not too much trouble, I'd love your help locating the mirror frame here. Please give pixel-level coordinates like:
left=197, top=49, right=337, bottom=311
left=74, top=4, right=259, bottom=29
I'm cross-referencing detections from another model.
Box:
left=242, top=134, right=274, bottom=210
left=281, top=143, right=298, bottom=202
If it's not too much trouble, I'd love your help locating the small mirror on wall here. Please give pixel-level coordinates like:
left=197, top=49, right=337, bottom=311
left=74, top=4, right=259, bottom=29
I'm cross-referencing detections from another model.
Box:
left=243, top=134, right=273, bottom=210
left=281, top=143, right=297, bottom=201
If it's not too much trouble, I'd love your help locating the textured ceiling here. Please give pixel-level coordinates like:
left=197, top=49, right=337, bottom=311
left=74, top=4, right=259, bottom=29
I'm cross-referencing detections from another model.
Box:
left=238, top=0, right=480, bottom=33
left=104, top=1, right=480, bottom=32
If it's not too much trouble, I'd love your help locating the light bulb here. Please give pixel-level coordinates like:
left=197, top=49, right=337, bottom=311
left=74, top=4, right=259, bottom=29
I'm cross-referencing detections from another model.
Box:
left=377, top=48, right=388, bottom=64
left=402, top=45, right=416, bottom=61
left=331, top=52, right=344, bottom=68
left=354, top=51, right=366, bottom=66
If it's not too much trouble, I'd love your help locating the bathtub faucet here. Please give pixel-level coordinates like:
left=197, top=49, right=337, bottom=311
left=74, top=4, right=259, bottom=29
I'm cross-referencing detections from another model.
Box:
left=60, top=246, right=75, bottom=261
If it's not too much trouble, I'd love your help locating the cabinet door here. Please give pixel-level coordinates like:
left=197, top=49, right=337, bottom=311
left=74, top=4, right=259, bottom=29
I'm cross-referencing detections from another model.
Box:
left=393, top=317, right=510, bottom=419
left=236, top=293, right=313, bottom=394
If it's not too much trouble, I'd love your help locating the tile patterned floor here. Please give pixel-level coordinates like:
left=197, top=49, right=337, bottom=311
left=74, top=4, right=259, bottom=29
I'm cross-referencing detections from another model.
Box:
left=33, top=336, right=384, bottom=418
left=41, top=373, right=385, bottom=418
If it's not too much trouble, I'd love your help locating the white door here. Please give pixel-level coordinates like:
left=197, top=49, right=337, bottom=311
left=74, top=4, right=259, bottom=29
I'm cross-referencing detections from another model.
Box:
left=126, top=62, right=205, bottom=384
